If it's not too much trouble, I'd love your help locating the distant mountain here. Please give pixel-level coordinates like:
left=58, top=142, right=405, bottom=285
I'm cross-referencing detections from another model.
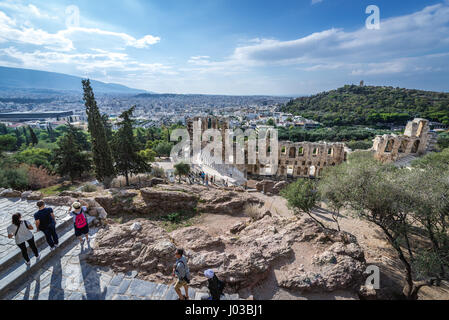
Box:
left=0, top=66, right=147, bottom=94
left=280, top=84, right=449, bottom=126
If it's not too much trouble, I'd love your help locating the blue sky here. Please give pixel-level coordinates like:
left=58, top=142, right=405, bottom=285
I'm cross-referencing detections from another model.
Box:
left=0, top=0, right=448, bottom=95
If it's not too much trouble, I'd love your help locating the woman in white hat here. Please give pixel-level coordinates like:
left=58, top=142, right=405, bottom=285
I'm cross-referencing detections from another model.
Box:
left=203, top=269, right=225, bottom=300
left=69, top=201, right=89, bottom=245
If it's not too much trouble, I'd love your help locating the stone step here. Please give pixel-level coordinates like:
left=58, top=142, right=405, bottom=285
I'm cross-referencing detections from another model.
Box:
left=0, top=216, right=73, bottom=275
left=0, top=216, right=95, bottom=299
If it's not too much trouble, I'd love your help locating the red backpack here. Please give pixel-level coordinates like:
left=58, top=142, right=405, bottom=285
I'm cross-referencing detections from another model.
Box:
left=74, top=210, right=87, bottom=229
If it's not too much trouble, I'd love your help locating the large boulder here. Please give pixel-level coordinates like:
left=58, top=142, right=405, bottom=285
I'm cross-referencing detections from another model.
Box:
left=94, top=190, right=142, bottom=216
left=21, top=191, right=43, bottom=200
left=272, top=181, right=288, bottom=195
left=0, top=189, right=22, bottom=198
left=140, top=188, right=199, bottom=215
left=255, top=180, right=275, bottom=194
left=279, top=242, right=366, bottom=292
left=42, top=196, right=74, bottom=207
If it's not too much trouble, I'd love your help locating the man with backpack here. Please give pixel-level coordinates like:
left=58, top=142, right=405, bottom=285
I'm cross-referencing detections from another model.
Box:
left=173, top=248, right=191, bottom=300
left=69, top=202, right=89, bottom=246
left=34, top=200, right=59, bottom=250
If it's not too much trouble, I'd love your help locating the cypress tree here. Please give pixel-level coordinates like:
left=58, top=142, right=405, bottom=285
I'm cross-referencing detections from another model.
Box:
left=82, top=79, right=115, bottom=187
left=111, top=106, right=150, bottom=186
left=14, top=128, right=24, bottom=149
left=22, top=127, right=30, bottom=146
left=28, top=126, right=38, bottom=146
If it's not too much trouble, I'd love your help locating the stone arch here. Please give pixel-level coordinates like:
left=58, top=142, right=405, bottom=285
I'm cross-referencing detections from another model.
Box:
left=328, top=148, right=333, bottom=156
left=287, top=165, right=294, bottom=175
left=309, top=166, right=316, bottom=177
left=289, top=147, right=296, bottom=158
left=398, top=140, right=408, bottom=153
left=411, top=140, right=420, bottom=153
left=312, top=148, right=318, bottom=156
left=384, top=139, right=395, bottom=153
left=298, top=147, right=304, bottom=155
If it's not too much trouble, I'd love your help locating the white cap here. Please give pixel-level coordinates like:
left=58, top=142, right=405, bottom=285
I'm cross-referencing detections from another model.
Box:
left=204, top=269, right=214, bottom=279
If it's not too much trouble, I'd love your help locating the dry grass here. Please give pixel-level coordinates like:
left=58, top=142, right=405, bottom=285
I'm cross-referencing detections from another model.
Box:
left=244, top=204, right=263, bottom=220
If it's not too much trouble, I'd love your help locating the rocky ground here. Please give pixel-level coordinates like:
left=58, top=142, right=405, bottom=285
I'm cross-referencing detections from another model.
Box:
left=83, top=183, right=368, bottom=300
left=4, top=180, right=446, bottom=300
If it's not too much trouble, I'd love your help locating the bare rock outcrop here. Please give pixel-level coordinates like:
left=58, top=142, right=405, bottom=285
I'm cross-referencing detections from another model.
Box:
left=42, top=196, right=75, bottom=206
left=88, top=213, right=367, bottom=295
left=21, top=191, right=43, bottom=200
left=0, top=189, right=22, bottom=198
left=93, top=184, right=261, bottom=217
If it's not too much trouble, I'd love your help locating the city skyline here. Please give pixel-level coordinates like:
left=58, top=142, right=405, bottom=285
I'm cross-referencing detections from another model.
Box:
left=0, top=0, right=448, bottom=96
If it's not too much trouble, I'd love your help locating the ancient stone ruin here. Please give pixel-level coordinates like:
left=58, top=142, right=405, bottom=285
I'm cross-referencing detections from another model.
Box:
left=186, top=117, right=348, bottom=180
left=372, top=118, right=437, bottom=163
left=187, top=116, right=436, bottom=179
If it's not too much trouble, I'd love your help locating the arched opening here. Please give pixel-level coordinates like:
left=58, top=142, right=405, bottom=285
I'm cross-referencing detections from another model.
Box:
left=328, top=148, right=333, bottom=156
left=281, top=146, right=286, bottom=154
left=309, top=166, right=316, bottom=177
left=287, top=165, right=294, bottom=176
left=298, top=147, right=304, bottom=155
left=313, top=148, right=318, bottom=156
left=417, top=122, right=424, bottom=137
left=411, top=140, right=420, bottom=153
left=399, top=140, right=408, bottom=153
left=265, top=164, right=272, bottom=175
left=384, top=139, right=395, bottom=153
left=289, top=147, right=296, bottom=158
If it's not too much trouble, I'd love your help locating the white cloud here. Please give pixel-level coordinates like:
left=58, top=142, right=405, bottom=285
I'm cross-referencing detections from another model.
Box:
left=192, top=3, right=449, bottom=78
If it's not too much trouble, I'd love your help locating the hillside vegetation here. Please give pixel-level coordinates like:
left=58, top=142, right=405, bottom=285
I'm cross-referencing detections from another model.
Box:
left=281, top=85, right=449, bottom=126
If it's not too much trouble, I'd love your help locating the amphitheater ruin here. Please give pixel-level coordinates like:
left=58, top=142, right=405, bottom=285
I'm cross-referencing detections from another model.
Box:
left=185, top=116, right=436, bottom=183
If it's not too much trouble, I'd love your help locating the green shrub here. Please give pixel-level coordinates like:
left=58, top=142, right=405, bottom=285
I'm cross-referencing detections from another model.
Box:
left=81, top=184, right=97, bottom=192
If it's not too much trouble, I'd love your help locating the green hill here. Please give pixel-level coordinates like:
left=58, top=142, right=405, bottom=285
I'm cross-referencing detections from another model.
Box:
left=281, top=85, right=449, bottom=126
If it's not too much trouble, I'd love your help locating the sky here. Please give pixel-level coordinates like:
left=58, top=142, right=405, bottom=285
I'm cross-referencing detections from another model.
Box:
left=0, top=0, right=448, bottom=96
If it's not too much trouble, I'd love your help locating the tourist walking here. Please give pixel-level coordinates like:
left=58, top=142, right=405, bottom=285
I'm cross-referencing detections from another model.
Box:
left=7, top=213, right=40, bottom=265
left=69, top=202, right=90, bottom=246
left=205, top=174, right=209, bottom=186
left=173, top=248, right=191, bottom=300
left=202, top=269, right=225, bottom=300
left=201, top=172, right=205, bottom=184
left=34, top=201, right=59, bottom=250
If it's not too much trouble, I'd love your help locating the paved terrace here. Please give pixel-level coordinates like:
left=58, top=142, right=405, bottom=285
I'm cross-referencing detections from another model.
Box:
left=0, top=198, right=70, bottom=261
left=0, top=197, right=239, bottom=300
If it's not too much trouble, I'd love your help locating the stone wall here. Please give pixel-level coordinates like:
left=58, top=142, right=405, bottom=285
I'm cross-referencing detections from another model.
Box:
left=247, top=141, right=346, bottom=178
left=372, top=118, right=431, bottom=163
left=187, top=117, right=347, bottom=179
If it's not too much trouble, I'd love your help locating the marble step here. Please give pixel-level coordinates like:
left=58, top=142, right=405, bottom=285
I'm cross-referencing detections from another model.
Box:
left=0, top=216, right=94, bottom=299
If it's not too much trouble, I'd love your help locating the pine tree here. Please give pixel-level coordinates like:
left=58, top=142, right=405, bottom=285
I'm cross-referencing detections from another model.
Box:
left=111, top=106, right=150, bottom=186
left=0, top=123, right=7, bottom=135
left=82, top=79, right=115, bottom=187
left=28, top=126, right=38, bottom=146
left=53, top=122, right=92, bottom=183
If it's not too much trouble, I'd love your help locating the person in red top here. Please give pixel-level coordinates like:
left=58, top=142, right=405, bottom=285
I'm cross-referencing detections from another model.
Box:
left=69, top=201, right=90, bottom=246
